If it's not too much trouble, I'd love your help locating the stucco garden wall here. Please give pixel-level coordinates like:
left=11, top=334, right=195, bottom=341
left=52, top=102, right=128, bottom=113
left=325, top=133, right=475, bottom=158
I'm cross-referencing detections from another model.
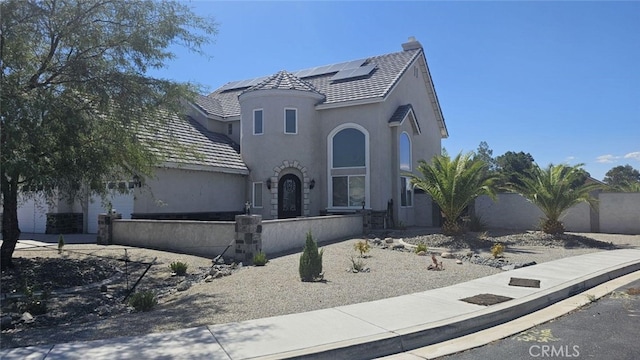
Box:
left=261, top=214, right=363, bottom=255
left=475, top=193, right=592, bottom=232
left=599, top=192, right=640, bottom=234
left=112, top=220, right=235, bottom=258
left=112, top=214, right=363, bottom=260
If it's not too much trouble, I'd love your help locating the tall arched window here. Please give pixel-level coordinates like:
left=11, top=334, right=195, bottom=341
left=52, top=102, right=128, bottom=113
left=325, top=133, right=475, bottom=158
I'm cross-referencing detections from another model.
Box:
left=328, top=125, right=369, bottom=208
left=400, top=132, right=411, bottom=171
left=400, top=132, right=413, bottom=207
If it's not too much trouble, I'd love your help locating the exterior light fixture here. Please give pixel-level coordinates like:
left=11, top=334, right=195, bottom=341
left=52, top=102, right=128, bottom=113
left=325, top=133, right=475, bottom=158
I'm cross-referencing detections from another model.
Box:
left=266, top=178, right=272, bottom=189
left=309, top=179, right=315, bottom=189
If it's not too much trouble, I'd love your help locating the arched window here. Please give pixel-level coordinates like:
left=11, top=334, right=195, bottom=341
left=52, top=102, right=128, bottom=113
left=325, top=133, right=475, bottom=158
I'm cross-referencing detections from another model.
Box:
left=328, top=125, right=369, bottom=208
left=400, top=132, right=411, bottom=171
left=332, top=128, right=365, bottom=168
left=400, top=132, right=413, bottom=207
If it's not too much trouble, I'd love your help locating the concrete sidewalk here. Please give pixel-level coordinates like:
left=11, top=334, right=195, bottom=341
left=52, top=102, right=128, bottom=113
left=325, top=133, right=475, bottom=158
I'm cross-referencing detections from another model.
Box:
left=2, top=249, right=639, bottom=360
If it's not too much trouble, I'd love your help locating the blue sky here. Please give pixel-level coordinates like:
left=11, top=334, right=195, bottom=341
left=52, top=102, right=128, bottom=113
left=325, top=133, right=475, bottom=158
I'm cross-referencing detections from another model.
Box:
left=151, top=1, right=640, bottom=181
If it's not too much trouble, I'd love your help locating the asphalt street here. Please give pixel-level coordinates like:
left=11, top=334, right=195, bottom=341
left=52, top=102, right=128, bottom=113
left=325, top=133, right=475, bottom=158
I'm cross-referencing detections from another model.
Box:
left=438, top=279, right=640, bottom=360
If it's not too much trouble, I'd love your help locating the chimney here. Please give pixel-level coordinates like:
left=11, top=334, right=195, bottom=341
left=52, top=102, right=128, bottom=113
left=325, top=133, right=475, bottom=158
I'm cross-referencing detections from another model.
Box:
left=402, top=36, right=422, bottom=51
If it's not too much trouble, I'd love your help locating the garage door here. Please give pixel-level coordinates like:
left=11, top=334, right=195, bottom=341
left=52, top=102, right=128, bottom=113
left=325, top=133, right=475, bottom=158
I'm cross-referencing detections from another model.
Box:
left=17, top=193, right=48, bottom=234
left=87, top=186, right=134, bottom=234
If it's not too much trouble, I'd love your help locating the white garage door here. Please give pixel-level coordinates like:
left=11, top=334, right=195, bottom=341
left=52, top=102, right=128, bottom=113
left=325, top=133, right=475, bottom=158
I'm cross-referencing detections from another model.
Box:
left=87, top=187, right=134, bottom=234
left=17, top=193, right=48, bottom=234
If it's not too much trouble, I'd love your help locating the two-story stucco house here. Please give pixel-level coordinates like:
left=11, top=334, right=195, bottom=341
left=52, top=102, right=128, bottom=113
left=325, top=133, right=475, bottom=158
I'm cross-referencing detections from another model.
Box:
left=180, top=37, right=448, bottom=225
left=15, top=37, right=448, bottom=233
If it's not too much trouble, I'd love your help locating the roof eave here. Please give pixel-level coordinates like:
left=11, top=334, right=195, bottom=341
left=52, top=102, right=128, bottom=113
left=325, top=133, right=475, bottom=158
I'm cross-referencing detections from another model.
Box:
left=161, top=162, right=249, bottom=175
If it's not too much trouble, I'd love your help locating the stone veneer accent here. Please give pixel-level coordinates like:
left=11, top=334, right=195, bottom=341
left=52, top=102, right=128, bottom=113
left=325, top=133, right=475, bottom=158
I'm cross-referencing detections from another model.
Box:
left=269, top=160, right=311, bottom=218
left=97, top=212, right=122, bottom=245
left=234, top=215, right=262, bottom=264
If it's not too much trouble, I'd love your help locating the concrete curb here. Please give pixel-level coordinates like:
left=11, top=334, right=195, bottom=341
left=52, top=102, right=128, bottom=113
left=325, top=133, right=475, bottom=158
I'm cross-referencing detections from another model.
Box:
left=265, top=256, right=640, bottom=360
left=385, top=270, right=640, bottom=359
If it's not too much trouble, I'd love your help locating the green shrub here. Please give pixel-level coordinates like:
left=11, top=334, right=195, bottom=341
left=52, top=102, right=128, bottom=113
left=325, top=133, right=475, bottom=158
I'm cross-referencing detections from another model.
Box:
left=299, top=231, right=324, bottom=282
left=129, top=290, right=157, bottom=312
left=349, top=255, right=367, bottom=272
left=353, top=240, right=370, bottom=257
left=169, top=261, right=188, bottom=276
left=491, top=242, right=505, bottom=258
left=20, top=284, right=49, bottom=315
left=253, top=251, right=268, bottom=266
left=415, top=243, right=428, bottom=254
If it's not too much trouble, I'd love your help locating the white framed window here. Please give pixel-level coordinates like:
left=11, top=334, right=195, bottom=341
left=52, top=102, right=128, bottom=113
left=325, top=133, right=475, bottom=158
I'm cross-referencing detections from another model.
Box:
left=284, top=108, right=297, bottom=134
left=400, top=132, right=412, bottom=171
left=253, top=109, right=263, bottom=135
left=332, top=175, right=365, bottom=207
left=252, top=182, right=263, bottom=208
left=328, top=124, right=370, bottom=208
left=400, top=176, right=413, bottom=207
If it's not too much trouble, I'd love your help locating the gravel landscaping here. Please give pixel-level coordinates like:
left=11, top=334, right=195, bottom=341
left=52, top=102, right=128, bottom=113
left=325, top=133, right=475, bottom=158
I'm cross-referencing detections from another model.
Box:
left=1, top=229, right=638, bottom=349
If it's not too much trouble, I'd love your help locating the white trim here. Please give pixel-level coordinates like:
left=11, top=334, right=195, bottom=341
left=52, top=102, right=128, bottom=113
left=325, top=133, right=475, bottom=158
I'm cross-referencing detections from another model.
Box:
left=252, top=182, right=263, bottom=208
left=400, top=131, right=412, bottom=171
left=253, top=109, right=264, bottom=135
left=327, top=123, right=370, bottom=209
left=284, top=108, right=298, bottom=134
left=316, top=97, right=383, bottom=110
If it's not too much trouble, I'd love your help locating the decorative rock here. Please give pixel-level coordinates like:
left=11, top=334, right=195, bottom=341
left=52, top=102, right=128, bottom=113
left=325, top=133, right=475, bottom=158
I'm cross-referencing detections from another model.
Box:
left=441, top=252, right=454, bottom=259
left=416, top=251, right=426, bottom=256
left=385, top=237, right=394, bottom=244
left=176, top=281, right=191, bottom=291
left=466, top=251, right=474, bottom=257
left=204, top=275, right=214, bottom=282
left=21, top=312, right=34, bottom=323
left=501, top=264, right=516, bottom=271
left=372, top=238, right=382, bottom=246
left=392, top=244, right=404, bottom=250
left=211, top=270, right=223, bottom=279
left=456, top=259, right=463, bottom=264
left=100, top=285, right=108, bottom=292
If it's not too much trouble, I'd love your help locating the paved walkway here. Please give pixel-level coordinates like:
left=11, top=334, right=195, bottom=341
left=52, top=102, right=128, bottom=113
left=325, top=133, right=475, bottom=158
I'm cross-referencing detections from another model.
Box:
left=1, top=248, right=639, bottom=359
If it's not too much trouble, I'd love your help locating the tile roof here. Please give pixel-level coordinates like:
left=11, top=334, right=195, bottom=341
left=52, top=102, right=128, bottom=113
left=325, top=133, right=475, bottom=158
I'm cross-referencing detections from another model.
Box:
left=242, top=70, right=324, bottom=96
left=138, top=111, right=248, bottom=173
left=389, top=104, right=415, bottom=124
left=197, top=48, right=422, bottom=118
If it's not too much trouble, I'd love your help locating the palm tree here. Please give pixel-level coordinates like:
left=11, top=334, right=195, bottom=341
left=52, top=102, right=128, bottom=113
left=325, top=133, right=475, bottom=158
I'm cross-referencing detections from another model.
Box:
left=407, top=152, right=498, bottom=235
left=509, top=163, right=602, bottom=234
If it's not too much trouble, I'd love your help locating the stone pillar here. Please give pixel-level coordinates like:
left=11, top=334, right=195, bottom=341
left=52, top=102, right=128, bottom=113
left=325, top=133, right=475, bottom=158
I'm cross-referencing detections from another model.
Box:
left=361, top=210, right=372, bottom=234
left=234, top=215, right=262, bottom=264
left=97, top=212, right=121, bottom=245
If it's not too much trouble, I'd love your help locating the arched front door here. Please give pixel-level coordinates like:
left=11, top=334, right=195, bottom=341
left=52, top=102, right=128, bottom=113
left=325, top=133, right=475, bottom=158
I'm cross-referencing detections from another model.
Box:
left=278, top=174, right=302, bottom=218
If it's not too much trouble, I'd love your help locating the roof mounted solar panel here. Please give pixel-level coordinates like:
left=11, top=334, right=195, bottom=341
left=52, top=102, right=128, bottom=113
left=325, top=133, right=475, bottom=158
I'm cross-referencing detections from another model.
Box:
left=293, top=58, right=367, bottom=78
left=330, top=64, right=376, bottom=82
left=218, top=76, right=269, bottom=92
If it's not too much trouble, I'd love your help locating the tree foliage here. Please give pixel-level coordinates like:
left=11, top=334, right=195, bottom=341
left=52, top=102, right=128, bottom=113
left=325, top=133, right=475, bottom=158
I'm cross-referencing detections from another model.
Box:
left=407, top=152, right=498, bottom=235
left=603, top=165, right=640, bottom=190
left=0, top=0, right=217, bottom=269
left=474, top=141, right=497, bottom=173
left=508, top=163, right=602, bottom=234
left=495, top=151, right=535, bottom=188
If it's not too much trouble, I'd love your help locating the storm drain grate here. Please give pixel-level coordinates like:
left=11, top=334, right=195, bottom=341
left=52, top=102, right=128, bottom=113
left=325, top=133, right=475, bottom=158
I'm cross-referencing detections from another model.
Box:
left=460, top=293, right=514, bottom=306
left=509, top=277, right=541, bottom=288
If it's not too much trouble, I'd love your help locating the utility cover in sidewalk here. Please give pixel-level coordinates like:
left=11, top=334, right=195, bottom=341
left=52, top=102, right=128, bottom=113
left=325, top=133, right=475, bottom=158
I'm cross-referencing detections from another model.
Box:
left=461, top=293, right=513, bottom=306
left=509, top=277, right=541, bottom=288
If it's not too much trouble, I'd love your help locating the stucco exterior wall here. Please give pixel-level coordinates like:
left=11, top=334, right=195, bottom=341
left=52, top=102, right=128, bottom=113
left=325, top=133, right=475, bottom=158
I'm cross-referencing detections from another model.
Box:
left=240, top=90, right=324, bottom=219
left=414, top=192, right=434, bottom=227
left=475, top=193, right=593, bottom=232
left=112, top=219, right=235, bottom=258
left=134, top=167, right=246, bottom=214
left=599, top=192, right=640, bottom=234
left=261, top=214, right=363, bottom=255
